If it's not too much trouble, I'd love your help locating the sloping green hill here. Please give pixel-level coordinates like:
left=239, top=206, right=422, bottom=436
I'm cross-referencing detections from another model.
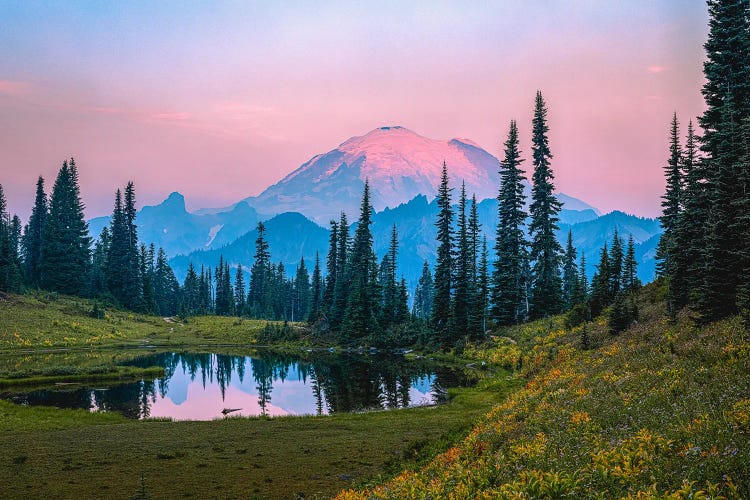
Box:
left=340, top=283, right=749, bottom=498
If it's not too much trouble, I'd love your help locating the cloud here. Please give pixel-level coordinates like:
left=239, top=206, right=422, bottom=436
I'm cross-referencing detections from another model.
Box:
left=648, top=65, right=666, bottom=74
left=0, top=80, right=32, bottom=96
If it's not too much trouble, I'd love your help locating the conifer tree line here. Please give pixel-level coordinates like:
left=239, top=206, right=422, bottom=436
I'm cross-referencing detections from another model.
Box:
left=426, top=91, right=640, bottom=348
left=657, top=0, right=750, bottom=324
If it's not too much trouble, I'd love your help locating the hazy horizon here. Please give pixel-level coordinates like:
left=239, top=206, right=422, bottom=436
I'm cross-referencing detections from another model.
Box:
left=1, top=1, right=709, bottom=221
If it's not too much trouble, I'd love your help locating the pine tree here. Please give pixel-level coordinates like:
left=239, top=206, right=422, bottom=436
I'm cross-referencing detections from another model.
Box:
left=40, top=159, right=91, bottom=295
left=491, top=120, right=529, bottom=325
left=22, top=176, right=47, bottom=287
left=381, top=224, right=399, bottom=328
left=468, top=236, right=490, bottom=339
left=182, top=262, right=200, bottom=315
left=561, top=230, right=578, bottom=310
left=331, top=212, right=351, bottom=330
left=154, top=247, right=179, bottom=316
left=529, top=91, right=564, bottom=318
left=234, top=264, right=246, bottom=316
left=308, top=252, right=323, bottom=323
left=0, top=185, right=22, bottom=292
left=249, top=222, right=271, bottom=317
left=656, top=113, right=683, bottom=278
left=608, top=228, right=624, bottom=296
left=321, top=220, right=338, bottom=319
left=413, top=261, right=434, bottom=321
left=573, top=253, right=588, bottom=305
left=696, top=0, right=750, bottom=320
left=342, top=182, right=379, bottom=340
left=451, top=182, right=471, bottom=341
left=106, top=185, right=142, bottom=310
left=140, top=244, right=156, bottom=314
left=432, top=163, right=454, bottom=345
left=675, top=120, right=703, bottom=307
left=90, top=227, right=110, bottom=297
left=589, top=243, right=610, bottom=317
left=395, top=277, right=409, bottom=324
left=622, top=234, right=641, bottom=292
left=293, top=256, right=310, bottom=322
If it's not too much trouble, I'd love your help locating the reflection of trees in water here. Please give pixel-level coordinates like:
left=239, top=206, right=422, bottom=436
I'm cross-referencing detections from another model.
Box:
left=3, top=351, right=475, bottom=419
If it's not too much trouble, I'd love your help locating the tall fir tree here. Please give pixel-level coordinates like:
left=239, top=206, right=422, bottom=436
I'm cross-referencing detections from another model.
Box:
left=608, top=228, right=624, bottom=296
left=491, top=120, right=529, bottom=325
left=293, top=256, right=310, bottom=322
left=675, top=120, right=703, bottom=307
left=451, top=182, right=471, bottom=341
left=342, top=182, right=379, bottom=339
left=413, top=261, right=434, bottom=321
left=589, top=243, right=611, bottom=317
left=106, top=185, right=142, bottom=310
left=308, top=252, right=323, bottom=323
left=22, top=176, right=47, bottom=287
left=622, top=234, right=641, bottom=292
left=321, top=220, right=338, bottom=319
left=528, top=91, right=564, bottom=318
left=656, top=113, right=683, bottom=277
left=432, top=162, right=454, bottom=345
left=468, top=236, right=490, bottom=339
left=234, top=264, right=246, bottom=316
left=182, top=262, right=200, bottom=315
left=40, top=159, right=91, bottom=295
left=0, top=184, right=22, bottom=292
left=89, top=227, right=110, bottom=297
left=249, top=222, right=271, bottom=317
left=561, top=230, right=578, bottom=310
left=696, top=0, right=750, bottom=320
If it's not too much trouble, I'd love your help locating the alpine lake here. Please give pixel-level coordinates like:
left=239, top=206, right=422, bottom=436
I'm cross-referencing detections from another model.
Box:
left=0, top=348, right=479, bottom=421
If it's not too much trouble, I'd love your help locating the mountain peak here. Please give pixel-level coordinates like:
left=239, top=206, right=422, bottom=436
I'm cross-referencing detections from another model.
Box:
left=162, top=191, right=186, bottom=211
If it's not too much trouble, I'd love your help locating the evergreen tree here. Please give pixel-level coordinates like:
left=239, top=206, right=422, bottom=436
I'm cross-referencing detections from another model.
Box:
left=182, top=262, right=200, bottom=316
left=249, top=222, right=271, bottom=317
left=395, top=277, right=409, bottom=325
left=432, top=163, right=454, bottom=345
left=342, top=182, right=379, bottom=340
left=293, top=256, right=310, bottom=322
left=561, top=230, right=578, bottom=310
left=381, top=224, right=399, bottom=328
left=675, top=120, right=703, bottom=307
left=468, top=236, right=490, bottom=339
left=308, top=252, right=323, bottom=323
left=528, top=91, right=564, bottom=318
left=491, top=120, right=529, bottom=325
left=656, top=113, right=683, bottom=279
left=22, top=176, right=47, bottom=287
left=234, top=264, right=246, bottom=316
left=154, top=247, right=179, bottom=316
left=608, top=228, right=624, bottom=296
left=0, top=185, right=22, bottom=292
left=413, top=261, right=434, bottom=321
left=622, top=234, right=641, bottom=292
left=589, top=243, right=610, bottom=317
left=322, top=220, right=338, bottom=319
left=89, top=227, right=110, bottom=297
left=573, top=253, right=588, bottom=305
left=451, top=182, right=471, bottom=341
left=331, top=212, right=350, bottom=330
left=40, top=159, right=91, bottom=295
left=696, top=0, right=750, bottom=320
left=140, top=244, right=156, bottom=314
left=106, top=186, right=141, bottom=310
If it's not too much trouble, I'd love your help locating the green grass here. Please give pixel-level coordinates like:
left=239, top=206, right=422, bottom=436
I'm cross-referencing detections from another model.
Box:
left=0, top=291, right=520, bottom=499
left=340, top=282, right=750, bottom=499
left=0, top=373, right=517, bottom=499
left=0, top=291, right=278, bottom=351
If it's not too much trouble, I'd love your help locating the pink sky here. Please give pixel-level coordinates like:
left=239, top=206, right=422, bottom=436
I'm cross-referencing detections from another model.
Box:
left=0, top=1, right=708, bottom=220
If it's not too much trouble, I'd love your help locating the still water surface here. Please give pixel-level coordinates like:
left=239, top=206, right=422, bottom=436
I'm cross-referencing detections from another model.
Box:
left=3, top=351, right=475, bottom=421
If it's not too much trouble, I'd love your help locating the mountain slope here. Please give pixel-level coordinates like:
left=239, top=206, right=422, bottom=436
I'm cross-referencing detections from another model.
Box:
left=246, top=126, right=597, bottom=223
left=339, top=288, right=750, bottom=498
left=89, top=192, right=259, bottom=257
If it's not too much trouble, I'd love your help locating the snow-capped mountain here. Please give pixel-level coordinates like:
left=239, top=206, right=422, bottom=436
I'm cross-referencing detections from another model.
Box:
left=245, top=126, right=597, bottom=223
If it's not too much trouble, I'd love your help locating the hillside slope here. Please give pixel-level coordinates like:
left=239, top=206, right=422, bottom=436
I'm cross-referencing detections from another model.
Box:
left=340, top=284, right=750, bottom=498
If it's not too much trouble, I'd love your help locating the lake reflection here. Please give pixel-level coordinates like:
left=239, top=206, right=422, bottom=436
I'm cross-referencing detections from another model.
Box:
left=4, top=351, right=474, bottom=421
